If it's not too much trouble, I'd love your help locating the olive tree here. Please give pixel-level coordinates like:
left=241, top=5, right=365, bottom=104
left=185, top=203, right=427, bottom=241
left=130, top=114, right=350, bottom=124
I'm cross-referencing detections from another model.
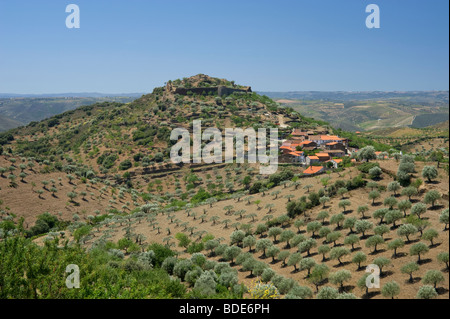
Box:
left=411, top=203, right=427, bottom=219
left=352, top=252, right=367, bottom=270
left=401, top=262, right=419, bottom=283
left=397, top=224, right=418, bottom=243
left=424, top=190, right=441, bottom=208
left=422, top=228, right=439, bottom=246
left=365, top=235, right=385, bottom=253
left=398, top=200, right=412, bottom=217
left=266, top=245, right=281, bottom=263
left=422, top=270, right=445, bottom=289
left=316, top=286, right=339, bottom=299
left=255, top=238, right=273, bottom=258
left=307, top=221, right=322, bottom=237
left=355, top=219, right=374, bottom=237
left=299, top=257, right=316, bottom=276
left=298, top=238, right=317, bottom=257
left=409, top=242, right=429, bottom=263
left=329, top=247, right=350, bottom=266
left=401, top=186, right=418, bottom=201
left=318, top=245, right=331, bottom=262
left=416, top=285, right=438, bottom=299
left=387, top=238, right=405, bottom=257
left=344, top=234, right=360, bottom=251
left=422, top=165, right=438, bottom=183
left=440, top=208, right=449, bottom=230
left=387, top=181, right=401, bottom=196
left=381, top=281, right=400, bottom=299
left=329, top=270, right=352, bottom=292
left=437, top=252, right=449, bottom=270
left=287, top=252, right=302, bottom=272
left=373, top=257, right=391, bottom=277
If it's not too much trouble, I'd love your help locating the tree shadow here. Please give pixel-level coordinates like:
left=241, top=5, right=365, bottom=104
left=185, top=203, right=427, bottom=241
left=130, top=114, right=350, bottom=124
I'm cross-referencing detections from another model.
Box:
left=436, top=287, right=449, bottom=295
left=333, top=261, right=351, bottom=268
left=369, top=249, right=386, bottom=256
left=430, top=242, right=441, bottom=249
left=406, top=277, right=421, bottom=284
left=418, top=258, right=432, bottom=265
left=429, top=205, right=445, bottom=211
left=392, top=252, right=407, bottom=259
left=341, top=285, right=355, bottom=293
left=362, top=291, right=381, bottom=299
left=343, top=209, right=354, bottom=215
left=380, top=270, right=394, bottom=278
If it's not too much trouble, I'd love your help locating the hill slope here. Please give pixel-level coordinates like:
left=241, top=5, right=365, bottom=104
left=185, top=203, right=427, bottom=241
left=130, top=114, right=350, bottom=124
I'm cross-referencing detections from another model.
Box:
left=0, top=114, right=22, bottom=132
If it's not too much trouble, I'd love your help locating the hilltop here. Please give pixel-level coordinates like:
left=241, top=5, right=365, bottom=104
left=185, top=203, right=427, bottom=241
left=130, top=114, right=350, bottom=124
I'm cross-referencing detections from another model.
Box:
left=0, top=74, right=329, bottom=176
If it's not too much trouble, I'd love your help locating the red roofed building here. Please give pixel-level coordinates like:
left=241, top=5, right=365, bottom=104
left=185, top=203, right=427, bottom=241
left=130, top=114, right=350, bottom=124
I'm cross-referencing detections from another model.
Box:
left=309, top=135, right=348, bottom=147
left=280, top=145, right=295, bottom=154
left=303, top=166, right=325, bottom=175
left=329, top=158, right=343, bottom=169
left=315, top=153, right=331, bottom=162
left=325, top=142, right=346, bottom=152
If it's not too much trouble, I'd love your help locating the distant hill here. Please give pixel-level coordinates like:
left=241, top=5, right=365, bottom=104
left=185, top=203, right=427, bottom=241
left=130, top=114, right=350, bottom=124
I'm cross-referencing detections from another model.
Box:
left=268, top=91, right=449, bottom=132
left=258, top=90, right=449, bottom=104
left=0, top=92, right=145, bottom=98
left=0, top=96, right=142, bottom=131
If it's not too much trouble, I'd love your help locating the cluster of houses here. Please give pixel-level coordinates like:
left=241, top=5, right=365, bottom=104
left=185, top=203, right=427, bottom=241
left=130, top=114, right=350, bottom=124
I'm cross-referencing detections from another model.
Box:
left=279, top=129, right=353, bottom=175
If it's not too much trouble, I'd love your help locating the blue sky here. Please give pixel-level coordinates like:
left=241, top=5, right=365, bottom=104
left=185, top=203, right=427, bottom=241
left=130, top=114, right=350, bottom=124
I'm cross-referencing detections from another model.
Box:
left=0, top=0, right=448, bottom=93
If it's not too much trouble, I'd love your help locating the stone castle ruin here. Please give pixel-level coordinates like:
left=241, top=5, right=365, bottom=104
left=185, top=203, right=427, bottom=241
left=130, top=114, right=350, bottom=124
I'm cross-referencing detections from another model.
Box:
left=165, top=79, right=252, bottom=97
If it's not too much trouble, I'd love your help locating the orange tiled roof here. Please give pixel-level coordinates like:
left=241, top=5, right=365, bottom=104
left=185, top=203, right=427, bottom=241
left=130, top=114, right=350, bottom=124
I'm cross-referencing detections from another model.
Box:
left=308, top=156, right=319, bottom=160
left=304, top=166, right=324, bottom=174
left=288, top=152, right=303, bottom=157
left=315, top=153, right=330, bottom=157
left=321, top=135, right=342, bottom=141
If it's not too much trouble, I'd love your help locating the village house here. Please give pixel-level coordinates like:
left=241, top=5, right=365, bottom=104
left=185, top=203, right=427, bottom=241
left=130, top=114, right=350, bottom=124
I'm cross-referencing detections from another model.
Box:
left=328, top=158, right=343, bottom=169
left=305, top=155, right=320, bottom=166
left=325, top=149, right=346, bottom=158
left=325, top=141, right=346, bottom=152
left=303, top=165, right=325, bottom=175
left=315, top=152, right=331, bottom=162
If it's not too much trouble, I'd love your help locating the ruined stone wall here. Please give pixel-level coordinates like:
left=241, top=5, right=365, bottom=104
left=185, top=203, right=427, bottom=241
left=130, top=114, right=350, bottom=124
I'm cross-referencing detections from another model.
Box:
left=166, top=82, right=251, bottom=97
